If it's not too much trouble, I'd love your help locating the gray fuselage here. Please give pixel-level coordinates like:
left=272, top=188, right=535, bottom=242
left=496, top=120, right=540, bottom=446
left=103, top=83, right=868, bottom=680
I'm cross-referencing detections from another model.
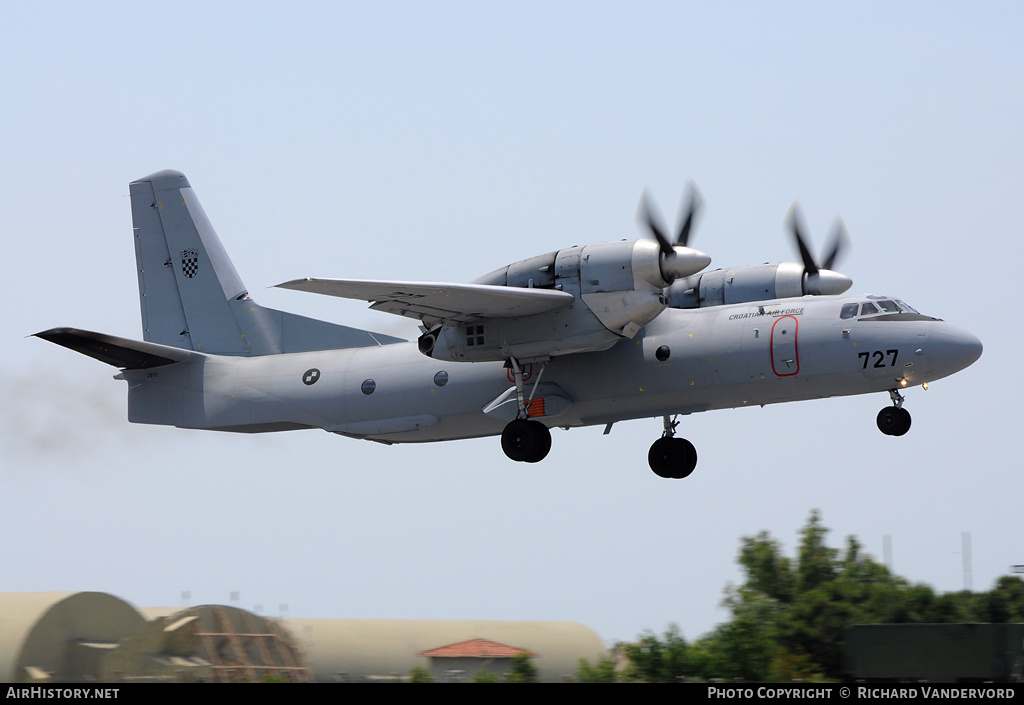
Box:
left=122, top=293, right=982, bottom=444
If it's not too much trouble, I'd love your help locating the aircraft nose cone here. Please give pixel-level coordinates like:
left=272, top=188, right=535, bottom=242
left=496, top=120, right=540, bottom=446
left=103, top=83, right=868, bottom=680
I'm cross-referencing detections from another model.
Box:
left=929, top=326, right=983, bottom=376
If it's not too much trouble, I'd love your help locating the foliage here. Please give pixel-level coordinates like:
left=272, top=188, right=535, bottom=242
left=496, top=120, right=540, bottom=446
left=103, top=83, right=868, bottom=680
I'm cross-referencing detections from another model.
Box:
left=504, top=653, right=539, bottom=683
left=621, top=623, right=689, bottom=682
left=711, top=589, right=783, bottom=680
left=472, top=669, right=498, bottom=683
left=625, top=510, right=1024, bottom=682
left=408, top=665, right=433, bottom=683
left=576, top=655, right=618, bottom=683
left=978, top=575, right=1024, bottom=622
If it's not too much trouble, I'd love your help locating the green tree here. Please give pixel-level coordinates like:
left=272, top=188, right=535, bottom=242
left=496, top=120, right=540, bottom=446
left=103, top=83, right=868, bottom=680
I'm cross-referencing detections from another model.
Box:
left=576, top=655, right=618, bottom=683
left=408, top=665, right=433, bottom=683
left=979, top=576, right=1024, bottom=622
left=504, top=653, right=539, bottom=683
left=738, top=530, right=795, bottom=603
left=637, top=512, right=1023, bottom=682
left=622, top=623, right=689, bottom=682
left=722, top=510, right=911, bottom=679
left=797, top=509, right=837, bottom=592
left=715, top=589, right=782, bottom=681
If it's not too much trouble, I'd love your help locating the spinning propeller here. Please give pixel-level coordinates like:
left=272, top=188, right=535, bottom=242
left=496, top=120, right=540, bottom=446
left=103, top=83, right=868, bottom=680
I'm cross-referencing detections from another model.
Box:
left=784, top=203, right=853, bottom=296
left=638, top=182, right=711, bottom=283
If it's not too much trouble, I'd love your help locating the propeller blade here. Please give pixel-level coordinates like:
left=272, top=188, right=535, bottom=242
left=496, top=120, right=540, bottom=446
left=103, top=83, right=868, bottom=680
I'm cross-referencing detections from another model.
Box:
left=676, top=181, right=705, bottom=247
left=785, top=202, right=819, bottom=276
left=638, top=190, right=675, bottom=256
left=821, top=217, right=849, bottom=271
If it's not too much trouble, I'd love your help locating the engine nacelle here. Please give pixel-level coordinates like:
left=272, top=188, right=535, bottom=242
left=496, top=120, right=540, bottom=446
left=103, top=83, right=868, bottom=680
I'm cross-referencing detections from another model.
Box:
left=666, top=262, right=852, bottom=309
left=475, top=239, right=709, bottom=293
left=421, top=239, right=710, bottom=362
left=417, top=314, right=623, bottom=363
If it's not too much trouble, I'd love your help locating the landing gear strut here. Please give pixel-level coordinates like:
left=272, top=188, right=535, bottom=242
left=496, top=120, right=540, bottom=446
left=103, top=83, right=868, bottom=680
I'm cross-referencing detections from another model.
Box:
left=648, top=415, right=697, bottom=479
left=877, top=388, right=912, bottom=436
left=500, top=357, right=552, bottom=463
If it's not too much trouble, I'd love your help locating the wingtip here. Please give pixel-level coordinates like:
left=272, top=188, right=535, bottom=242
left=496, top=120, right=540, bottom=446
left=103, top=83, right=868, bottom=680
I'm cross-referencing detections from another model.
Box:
left=33, top=326, right=73, bottom=340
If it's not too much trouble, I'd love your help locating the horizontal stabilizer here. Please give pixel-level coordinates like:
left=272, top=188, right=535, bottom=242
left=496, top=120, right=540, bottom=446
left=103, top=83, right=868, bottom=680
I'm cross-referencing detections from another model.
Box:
left=276, top=277, right=574, bottom=326
left=34, top=328, right=202, bottom=369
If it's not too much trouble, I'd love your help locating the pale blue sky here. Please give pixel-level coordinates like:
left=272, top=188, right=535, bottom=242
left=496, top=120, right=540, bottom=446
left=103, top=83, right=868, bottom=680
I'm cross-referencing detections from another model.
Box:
left=2, top=2, right=1021, bottom=644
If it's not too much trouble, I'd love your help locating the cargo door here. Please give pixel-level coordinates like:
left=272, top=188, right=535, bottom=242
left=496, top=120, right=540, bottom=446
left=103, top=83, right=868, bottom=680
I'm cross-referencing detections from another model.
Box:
left=771, top=315, right=799, bottom=377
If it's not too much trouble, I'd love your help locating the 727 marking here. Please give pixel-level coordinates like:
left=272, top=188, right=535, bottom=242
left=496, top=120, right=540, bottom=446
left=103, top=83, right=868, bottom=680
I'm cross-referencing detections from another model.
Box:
left=858, top=349, right=899, bottom=369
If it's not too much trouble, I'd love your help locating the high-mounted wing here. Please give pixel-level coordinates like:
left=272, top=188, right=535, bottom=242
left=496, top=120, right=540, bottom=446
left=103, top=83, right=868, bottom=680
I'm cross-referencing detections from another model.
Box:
left=276, top=278, right=574, bottom=327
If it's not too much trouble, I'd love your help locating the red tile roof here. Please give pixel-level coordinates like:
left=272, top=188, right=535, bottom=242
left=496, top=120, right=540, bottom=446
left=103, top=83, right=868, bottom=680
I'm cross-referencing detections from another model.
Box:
left=420, top=638, right=533, bottom=658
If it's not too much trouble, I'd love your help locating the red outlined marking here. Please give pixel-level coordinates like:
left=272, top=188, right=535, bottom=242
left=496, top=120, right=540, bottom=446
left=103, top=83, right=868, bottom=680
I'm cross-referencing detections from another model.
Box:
left=506, top=364, right=534, bottom=383
left=770, top=315, right=800, bottom=377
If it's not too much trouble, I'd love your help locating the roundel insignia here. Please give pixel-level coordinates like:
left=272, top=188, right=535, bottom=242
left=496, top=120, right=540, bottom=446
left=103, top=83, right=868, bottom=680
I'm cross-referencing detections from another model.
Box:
left=302, top=368, right=321, bottom=385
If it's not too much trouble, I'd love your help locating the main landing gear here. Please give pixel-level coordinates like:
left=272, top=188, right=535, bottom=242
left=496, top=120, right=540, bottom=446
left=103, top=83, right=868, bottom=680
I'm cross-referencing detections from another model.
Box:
left=501, top=418, right=552, bottom=463
left=876, top=388, right=912, bottom=437
left=500, top=357, right=552, bottom=463
left=648, top=415, right=697, bottom=479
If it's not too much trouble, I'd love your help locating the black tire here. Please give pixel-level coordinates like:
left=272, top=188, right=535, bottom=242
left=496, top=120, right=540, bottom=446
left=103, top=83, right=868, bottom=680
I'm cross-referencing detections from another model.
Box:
left=648, top=437, right=698, bottom=479
left=525, top=421, right=552, bottom=463
left=501, top=419, right=551, bottom=463
left=876, top=407, right=899, bottom=435
left=501, top=419, right=536, bottom=462
left=672, top=438, right=698, bottom=479
left=892, top=407, right=912, bottom=436
left=649, top=438, right=676, bottom=478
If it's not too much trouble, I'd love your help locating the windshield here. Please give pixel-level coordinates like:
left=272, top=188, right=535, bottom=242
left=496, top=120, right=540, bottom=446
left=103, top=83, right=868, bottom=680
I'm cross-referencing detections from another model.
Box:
left=840, top=298, right=923, bottom=319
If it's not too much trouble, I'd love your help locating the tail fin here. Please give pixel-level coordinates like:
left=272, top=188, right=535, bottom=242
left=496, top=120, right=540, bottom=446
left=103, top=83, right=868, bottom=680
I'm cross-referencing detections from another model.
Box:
left=130, top=170, right=403, bottom=355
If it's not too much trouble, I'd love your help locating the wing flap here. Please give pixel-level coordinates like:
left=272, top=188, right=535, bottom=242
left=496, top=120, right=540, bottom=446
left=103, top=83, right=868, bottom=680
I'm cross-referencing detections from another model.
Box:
left=276, top=278, right=574, bottom=325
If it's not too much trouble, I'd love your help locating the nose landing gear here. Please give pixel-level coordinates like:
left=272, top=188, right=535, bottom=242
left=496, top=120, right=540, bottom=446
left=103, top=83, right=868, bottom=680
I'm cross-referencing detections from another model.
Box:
left=877, top=388, right=912, bottom=436
left=648, top=415, right=698, bottom=479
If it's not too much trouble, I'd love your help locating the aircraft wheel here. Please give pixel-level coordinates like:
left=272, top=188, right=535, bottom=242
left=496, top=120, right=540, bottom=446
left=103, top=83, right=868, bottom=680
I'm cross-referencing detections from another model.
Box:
left=501, top=419, right=551, bottom=463
left=525, top=422, right=552, bottom=463
left=876, top=407, right=898, bottom=435
left=892, top=407, right=912, bottom=436
left=648, top=437, right=697, bottom=479
left=649, top=438, right=676, bottom=478
left=877, top=407, right=911, bottom=436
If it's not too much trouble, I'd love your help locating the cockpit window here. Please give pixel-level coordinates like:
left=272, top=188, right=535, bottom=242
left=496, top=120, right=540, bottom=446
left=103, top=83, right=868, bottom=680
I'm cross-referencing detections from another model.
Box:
left=855, top=298, right=926, bottom=318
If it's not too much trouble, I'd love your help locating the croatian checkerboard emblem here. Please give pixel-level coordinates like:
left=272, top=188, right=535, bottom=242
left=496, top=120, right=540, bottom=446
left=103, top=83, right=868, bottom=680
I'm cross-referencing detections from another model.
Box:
left=302, top=368, right=321, bottom=385
left=180, top=249, right=199, bottom=278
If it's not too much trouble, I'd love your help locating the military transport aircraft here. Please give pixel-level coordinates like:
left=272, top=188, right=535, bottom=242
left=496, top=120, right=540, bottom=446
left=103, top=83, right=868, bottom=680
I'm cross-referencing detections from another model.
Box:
left=35, top=170, right=982, bottom=478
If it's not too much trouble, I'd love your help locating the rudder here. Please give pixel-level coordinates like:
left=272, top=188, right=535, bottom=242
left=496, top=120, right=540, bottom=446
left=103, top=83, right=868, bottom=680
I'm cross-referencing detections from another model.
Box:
left=131, top=170, right=251, bottom=352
